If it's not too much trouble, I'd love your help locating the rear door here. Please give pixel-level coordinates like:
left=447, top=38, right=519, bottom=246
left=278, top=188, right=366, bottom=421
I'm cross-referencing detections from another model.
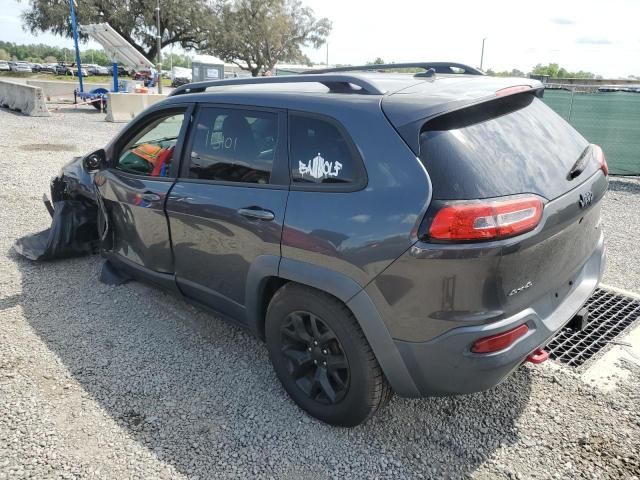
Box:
left=166, top=104, right=289, bottom=322
left=97, top=105, right=192, bottom=273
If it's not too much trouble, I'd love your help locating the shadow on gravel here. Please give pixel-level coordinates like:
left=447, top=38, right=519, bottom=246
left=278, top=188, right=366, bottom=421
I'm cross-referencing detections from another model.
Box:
left=14, top=250, right=533, bottom=479
left=608, top=177, right=640, bottom=194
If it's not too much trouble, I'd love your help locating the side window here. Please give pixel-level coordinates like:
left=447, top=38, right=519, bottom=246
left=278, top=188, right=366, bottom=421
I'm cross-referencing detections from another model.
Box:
left=117, top=113, right=185, bottom=177
left=187, top=107, right=277, bottom=184
left=290, top=114, right=362, bottom=186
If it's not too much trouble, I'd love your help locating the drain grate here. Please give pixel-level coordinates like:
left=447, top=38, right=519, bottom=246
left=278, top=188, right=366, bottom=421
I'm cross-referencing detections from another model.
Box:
left=547, top=288, right=640, bottom=367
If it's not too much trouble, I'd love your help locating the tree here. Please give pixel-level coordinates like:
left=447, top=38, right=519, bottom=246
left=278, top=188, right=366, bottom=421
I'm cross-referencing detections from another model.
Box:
left=532, top=62, right=560, bottom=77
left=206, top=0, right=331, bottom=76
left=486, top=68, right=526, bottom=77
left=369, top=57, right=385, bottom=65
left=21, top=0, right=215, bottom=62
left=531, top=63, right=596, bottom=79
left=0, top=48, right=9, bottom=60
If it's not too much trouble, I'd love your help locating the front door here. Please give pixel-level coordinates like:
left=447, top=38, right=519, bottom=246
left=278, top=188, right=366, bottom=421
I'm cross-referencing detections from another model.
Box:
left=98, top=106, right=192, bottom=274
left=166, top=104, right=289, bottom=322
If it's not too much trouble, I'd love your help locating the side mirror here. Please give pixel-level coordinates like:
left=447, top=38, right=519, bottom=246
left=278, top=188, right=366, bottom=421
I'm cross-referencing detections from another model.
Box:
left=83, top=149, right=106, bottom=173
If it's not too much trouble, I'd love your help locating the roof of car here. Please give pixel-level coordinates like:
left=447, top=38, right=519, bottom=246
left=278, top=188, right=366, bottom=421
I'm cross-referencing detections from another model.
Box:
left=165, top=71, right=541, bottom=111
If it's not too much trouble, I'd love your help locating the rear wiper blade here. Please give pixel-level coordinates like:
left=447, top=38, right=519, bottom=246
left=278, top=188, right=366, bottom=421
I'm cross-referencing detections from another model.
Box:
left=567, top=146, right=591, bottom=180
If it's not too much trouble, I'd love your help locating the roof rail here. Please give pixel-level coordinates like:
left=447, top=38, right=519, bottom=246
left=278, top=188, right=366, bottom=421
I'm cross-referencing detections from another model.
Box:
left=303, top=62, right=485, bottom=76
left=169, top=74, right=386, bottom=97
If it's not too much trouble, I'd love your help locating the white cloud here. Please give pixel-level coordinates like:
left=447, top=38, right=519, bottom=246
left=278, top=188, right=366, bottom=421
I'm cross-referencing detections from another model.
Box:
left=2, top=0, right=639, bottom=78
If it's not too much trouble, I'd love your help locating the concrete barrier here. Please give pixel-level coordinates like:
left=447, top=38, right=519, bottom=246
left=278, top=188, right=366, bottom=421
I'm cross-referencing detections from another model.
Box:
left=105, top=92, right=167, bottom=123
left=26, top=79, right=111, bottom=102
left=0, top=80, right=50, bottom=116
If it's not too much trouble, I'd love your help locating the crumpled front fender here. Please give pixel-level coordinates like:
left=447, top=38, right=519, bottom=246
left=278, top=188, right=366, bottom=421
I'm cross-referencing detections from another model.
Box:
left=14, top=156, right=102, bottom=261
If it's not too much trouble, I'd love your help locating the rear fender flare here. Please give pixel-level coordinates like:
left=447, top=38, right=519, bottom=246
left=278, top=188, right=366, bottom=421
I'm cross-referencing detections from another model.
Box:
left=245, top=256, right=420, bottom=396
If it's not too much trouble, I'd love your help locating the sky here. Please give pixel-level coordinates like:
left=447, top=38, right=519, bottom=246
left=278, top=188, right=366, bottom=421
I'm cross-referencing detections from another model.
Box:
left=2, top=0, right=639, bottom=78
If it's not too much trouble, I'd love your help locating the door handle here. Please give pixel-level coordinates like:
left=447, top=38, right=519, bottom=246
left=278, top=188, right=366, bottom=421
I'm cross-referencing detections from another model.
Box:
left=237, top=207, right=275, bottom=221
left=141, top=192, right=162, bottom=202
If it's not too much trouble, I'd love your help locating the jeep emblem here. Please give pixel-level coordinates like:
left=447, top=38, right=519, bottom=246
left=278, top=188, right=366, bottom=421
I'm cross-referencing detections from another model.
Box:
left=579, top=191, right=593, bottom=209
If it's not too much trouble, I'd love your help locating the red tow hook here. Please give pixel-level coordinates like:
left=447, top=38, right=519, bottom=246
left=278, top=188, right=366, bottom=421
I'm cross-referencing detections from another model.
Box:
left=526, top=348, right=549, bottom=364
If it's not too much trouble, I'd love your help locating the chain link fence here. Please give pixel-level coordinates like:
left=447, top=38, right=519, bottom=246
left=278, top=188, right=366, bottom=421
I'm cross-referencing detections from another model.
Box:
left=542, top=86, right=640, bottom=175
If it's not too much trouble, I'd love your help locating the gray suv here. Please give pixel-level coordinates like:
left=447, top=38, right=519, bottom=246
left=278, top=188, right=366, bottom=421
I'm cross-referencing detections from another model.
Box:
left=19, top=63, right=608, bottom=426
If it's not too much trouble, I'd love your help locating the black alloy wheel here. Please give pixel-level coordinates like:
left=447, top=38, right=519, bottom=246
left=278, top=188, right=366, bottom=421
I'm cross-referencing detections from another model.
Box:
left=280, top=311, right=350, bottom=405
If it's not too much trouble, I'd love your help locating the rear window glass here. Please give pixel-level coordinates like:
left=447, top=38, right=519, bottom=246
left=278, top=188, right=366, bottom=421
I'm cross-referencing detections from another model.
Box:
left=289, top=114, right=363, bottom=186
left=419, top=95, right=589, bottom=200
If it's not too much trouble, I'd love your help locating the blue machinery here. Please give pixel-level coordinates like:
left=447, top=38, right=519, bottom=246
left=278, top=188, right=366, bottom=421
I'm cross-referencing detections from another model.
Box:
left=69, top=0, right=113, bottom=109
left=69, top=6, right=154, bottom=109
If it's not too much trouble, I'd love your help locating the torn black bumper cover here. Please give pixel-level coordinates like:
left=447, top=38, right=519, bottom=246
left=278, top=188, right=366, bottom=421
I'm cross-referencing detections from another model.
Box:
left=14, top=157, right=102, bottom=261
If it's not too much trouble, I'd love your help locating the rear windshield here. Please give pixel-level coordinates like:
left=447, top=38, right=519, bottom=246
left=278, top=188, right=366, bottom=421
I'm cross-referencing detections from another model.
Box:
left=419, top=94, right=590, bottom=200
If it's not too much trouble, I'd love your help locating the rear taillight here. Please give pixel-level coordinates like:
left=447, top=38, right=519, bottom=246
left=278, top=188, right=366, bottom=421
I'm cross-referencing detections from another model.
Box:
left=495, top=85, right=532, bottom=97
left=594, top=144, right=608, bottom=176
left=471, top=324, right=529, bottom=353
left=429, top=196, right=543, bottom=241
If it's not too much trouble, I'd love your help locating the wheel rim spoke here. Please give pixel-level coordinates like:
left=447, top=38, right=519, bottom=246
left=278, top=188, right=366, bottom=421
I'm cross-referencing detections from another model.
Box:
left=325, top=354, right=347, bottom=372
left=280, top=310, right=350, bottom=405
left=282, top=347, right=313, bottom=379
left=290, top=313, right=312, bottom=343
left=314, top=368, right=337, bottom=404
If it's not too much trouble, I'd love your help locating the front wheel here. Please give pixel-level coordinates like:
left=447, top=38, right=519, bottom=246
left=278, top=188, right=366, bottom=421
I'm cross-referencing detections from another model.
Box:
left=265, top=284, right=392, bottom=426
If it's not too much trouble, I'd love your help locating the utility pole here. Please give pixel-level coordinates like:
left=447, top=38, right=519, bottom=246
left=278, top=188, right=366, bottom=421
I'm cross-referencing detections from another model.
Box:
left=326, top=43, right=329, bottom=67
left=155, top=0, right=162, bottom=93
left=480, top=37, right=486, bottom=70
left=68, top=0, right=84, bottom=93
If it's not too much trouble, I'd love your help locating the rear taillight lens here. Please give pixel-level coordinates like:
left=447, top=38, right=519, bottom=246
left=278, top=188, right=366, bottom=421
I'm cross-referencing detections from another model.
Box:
left=495, top=85, right=532, bottom=97
left=471, top=324, right=529, bottom=353
left=429, top=196, right=543, bottom=241
left=593, top=144, right=608, bottom=176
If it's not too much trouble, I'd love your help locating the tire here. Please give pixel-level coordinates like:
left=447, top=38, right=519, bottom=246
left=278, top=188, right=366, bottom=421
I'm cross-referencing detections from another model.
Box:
left=265, top=283, right=392, bottom=426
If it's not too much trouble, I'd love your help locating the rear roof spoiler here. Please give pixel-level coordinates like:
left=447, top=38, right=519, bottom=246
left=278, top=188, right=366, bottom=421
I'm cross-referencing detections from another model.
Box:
left=382, top=78, right=544, bottom=154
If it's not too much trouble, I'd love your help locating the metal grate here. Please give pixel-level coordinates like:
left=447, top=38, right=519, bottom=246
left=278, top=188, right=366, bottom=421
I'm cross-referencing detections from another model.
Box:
left=547, top=288, right=640, bottom=367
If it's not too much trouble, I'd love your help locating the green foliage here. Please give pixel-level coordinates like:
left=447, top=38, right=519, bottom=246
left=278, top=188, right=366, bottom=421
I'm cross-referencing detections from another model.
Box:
left=163, top=52, right=193, bottom=69
left=21, top=0, right=215, bottom=61
left=206, top=0, right=331, bottom=76
left=0, top=41, right=112, bottom=65
left=368, top=57, right=385, bottom=65
left=0, top=40, right=194, bottom=70
left=531, top=63, right=595, bottom=79
left=485, top=68, right=526, bottom=77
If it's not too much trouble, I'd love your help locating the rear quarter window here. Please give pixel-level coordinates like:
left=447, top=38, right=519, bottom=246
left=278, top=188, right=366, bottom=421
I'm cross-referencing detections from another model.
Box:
left=289, top=113, right=366, bottom=190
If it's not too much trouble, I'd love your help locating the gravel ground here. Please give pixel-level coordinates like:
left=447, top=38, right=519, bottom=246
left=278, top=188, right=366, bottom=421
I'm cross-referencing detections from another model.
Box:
left=0, top=107, right=639, bottom=479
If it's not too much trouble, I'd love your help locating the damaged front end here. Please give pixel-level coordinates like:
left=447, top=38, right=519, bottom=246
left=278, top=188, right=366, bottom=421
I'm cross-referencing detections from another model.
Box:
left=14, top=155, right=105, bottom=261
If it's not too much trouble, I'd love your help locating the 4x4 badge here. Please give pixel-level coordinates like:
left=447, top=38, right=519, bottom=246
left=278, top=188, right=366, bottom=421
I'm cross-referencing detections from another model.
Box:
left=579, top=191, right=593, bottom=209
left=508, top=281, right=533, bottom=297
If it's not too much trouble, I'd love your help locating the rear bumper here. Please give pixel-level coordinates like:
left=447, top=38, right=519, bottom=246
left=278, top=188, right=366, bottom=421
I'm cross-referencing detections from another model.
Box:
left=393, top=232, right=605, bottom=397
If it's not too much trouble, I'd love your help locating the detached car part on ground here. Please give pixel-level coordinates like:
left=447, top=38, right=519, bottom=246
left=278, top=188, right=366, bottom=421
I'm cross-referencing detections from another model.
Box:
left=15, top=64, right=609, bottom=427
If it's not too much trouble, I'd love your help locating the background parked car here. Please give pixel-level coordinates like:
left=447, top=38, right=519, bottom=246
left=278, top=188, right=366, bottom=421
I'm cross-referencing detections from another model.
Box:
left=55, top=64, right=89, bottom=77
left=40, top=63, right=58, bottom=74
left=108, top=65, right=131, bottom=77
left=29, top=63, right=43, bottom=72
left=171, top=76, right=190, bottom=88
left=85, top=64, right=110, bottom=76
left=0, top=60, right=10, bottom=71
left=9, top=61, right=32, bottom=73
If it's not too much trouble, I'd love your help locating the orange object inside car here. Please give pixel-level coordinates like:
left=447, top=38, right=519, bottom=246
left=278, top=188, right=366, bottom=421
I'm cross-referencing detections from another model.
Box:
left=131, top=143, right=174, bottom=177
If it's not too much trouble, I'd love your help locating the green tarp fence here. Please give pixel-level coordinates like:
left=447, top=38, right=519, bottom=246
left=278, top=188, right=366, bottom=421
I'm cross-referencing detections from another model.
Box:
left=542, top=89, right=640, bottom=175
